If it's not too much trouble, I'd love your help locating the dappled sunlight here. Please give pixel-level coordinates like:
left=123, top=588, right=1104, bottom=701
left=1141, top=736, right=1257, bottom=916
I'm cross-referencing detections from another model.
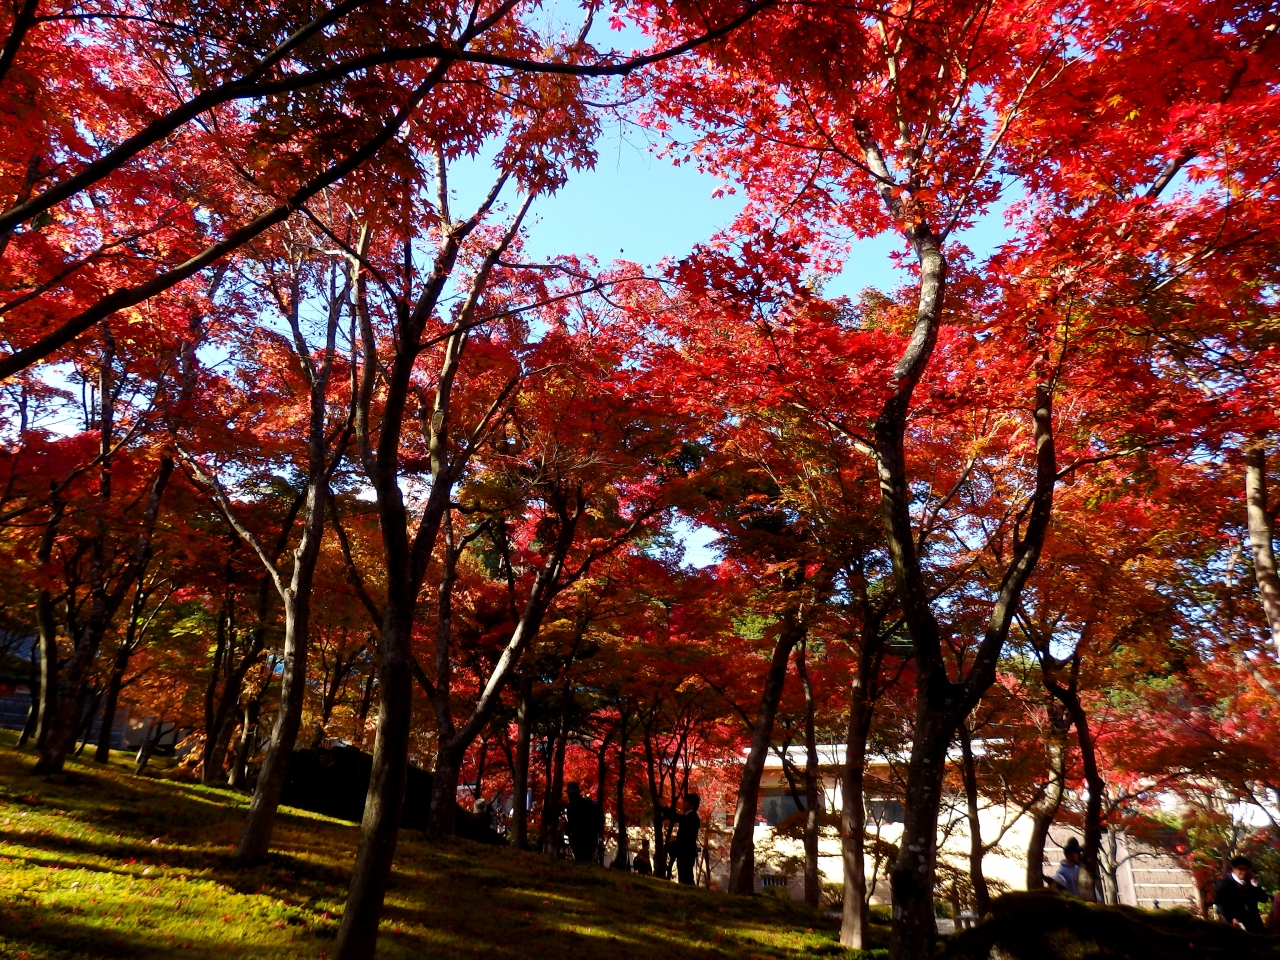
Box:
left=0, top=736, right=877, bottom=959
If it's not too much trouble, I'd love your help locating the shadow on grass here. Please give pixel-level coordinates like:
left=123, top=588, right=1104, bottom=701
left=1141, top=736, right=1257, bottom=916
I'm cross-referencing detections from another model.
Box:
left=1, top=736, right=883, bottom=960
left=940, top=891, right=1280, bottom=960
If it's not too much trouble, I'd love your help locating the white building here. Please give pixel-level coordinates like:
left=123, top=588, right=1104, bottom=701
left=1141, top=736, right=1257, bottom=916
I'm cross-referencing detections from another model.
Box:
left=707, top=745, right=1199, bottom=912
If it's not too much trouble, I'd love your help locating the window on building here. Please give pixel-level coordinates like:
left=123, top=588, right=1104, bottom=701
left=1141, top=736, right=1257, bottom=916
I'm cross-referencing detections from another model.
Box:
left=760, top=874, right=788, bottom=888
left=757, top=787, right=802, bottom=825
left=866, top=798, right=904, bottom=824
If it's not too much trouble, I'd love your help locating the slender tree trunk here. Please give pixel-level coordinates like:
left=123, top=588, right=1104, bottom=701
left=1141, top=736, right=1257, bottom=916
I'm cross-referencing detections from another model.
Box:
left=236, top=579, right=318, bottom=860
left=643, top=724, right=666, bottom=874
left=614, top=712, right=630, bottom=869
left=513, top=673, right=533, bottom=849
left=17, top=642, right=39, bottom=747
left=354, top=667, right=376, bottom=748
left=34, top=586, right=58, bottom=752
left=728, top=608, right=805, bottom=894
left=205, top=578, right=272, bottom=783
left=135, top=718, right=167, bottom=775
left=94, top=646, right=129, bottom=763
left=958, top=724, right=990, bottom=916
left=1026, top=708, right=1068, bottom=890
left=841, top=673, right=875, bottom=948
left=75, top=687, right=101, bottom=755
left=542, top=683, right=572, bottom=856
left=202, top=591, right=232, bottom=778
left=228, top=698, right=261, bottom=789
left=841, top=580, right=888, bottom=947
left=798, top=638, right=821, bottom=909
left=1064, top=693, right=1104, bottom=902
left=36, top=458, right=173, bottom=775
left=1245, top=444, right=1280, bottom=659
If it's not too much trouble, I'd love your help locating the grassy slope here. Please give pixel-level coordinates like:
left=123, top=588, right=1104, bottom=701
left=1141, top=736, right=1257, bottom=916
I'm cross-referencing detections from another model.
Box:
left=0, top=734, right=885, bottom=960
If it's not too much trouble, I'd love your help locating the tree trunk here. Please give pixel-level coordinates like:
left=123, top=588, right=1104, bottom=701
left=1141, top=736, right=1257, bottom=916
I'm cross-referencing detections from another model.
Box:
left=334, top=604, right=416, bottom=960
left=75, top=687, right=101, bottom=755
left=236, top=578, right=317, bottom=860
left=513, top=673, right=533, bottom=849
left=1026, top=707, right=1068, bottom=890
left=428, top=743, right=464, bottom=840
left=1064, top=692, right=1104, bottom=902
left=36, top=458, right=172, bottom=775
left=614, top=712, right=630, bottom=869
left=17, top=641, right=39, bottom=747
left=841, top=675, right=872, bottom=949
left=728, top=607, right=804, bottom=894
left=541, top=683, right=572, bottom=856
left=798, top=638, right=821, bottom=909
left=1245, top=444, right=1280, bottom=659
left=134, top=718, right=166, bottom=775
left=642, top=723, right=669, bottom=876
left=228, top=698, right=261, bottom=789
left=94, top=646, right=129, bottom=763
left=888, top=709, right=954, bottom=960
left=34, top=586, right=58, bottom=753
left=958, top=723, right=990, bottom=916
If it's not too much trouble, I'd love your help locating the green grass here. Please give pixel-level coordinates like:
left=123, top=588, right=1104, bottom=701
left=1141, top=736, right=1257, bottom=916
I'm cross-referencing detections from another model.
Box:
left=0, top=733, right=887, bottom=959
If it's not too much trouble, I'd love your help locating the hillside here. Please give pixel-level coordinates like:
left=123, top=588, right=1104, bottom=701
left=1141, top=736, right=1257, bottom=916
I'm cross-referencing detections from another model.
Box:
left=0, top=734, right=878, bottom=960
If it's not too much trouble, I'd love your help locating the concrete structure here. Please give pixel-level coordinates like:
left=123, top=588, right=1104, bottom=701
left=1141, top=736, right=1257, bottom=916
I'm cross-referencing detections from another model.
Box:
left=710, top=744, right=1199, bottom=913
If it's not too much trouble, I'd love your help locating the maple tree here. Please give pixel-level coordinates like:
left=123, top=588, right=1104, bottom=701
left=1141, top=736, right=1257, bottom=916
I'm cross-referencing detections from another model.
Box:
left=5, top=0, right=1280, bottom=958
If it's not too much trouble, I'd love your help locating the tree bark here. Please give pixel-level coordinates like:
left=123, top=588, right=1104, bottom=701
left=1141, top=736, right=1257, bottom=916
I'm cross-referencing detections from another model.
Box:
left=958, top=723, right=990, bottom=916
left=32, top=499, right=65, bottom=753
left=643, top=722, right=666, bottom=875
left=727, top=605, right=805, bottom=894
left=17, top=640, right=39, bottom=747
left=1025, top=706, right=1068, bottom=890
left=513, top=672, right=533, bottom=849
left=1062, top=690, right=1104, bottom=902
left=541, top=679, right=573, bottom=856
left=228, top=698, right=261, bottom=789
left=94, top=646, right=129, bottom=763
left=236, top=579, right=319, bottom=860
left=840, top=671, right=873, bottom=948
left=841, top=578, right=887, bottom=949
left=614, top=709, right=631, bottom=869
left=1246, top=444, right=1280, bottom=659
left=798, top=638, right=821, bottom=909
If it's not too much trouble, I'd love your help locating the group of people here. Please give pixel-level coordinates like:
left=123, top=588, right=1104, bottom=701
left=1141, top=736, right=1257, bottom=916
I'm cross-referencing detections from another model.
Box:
left=562, top=782, right=702, bottom=884
left=1049, top=839, right=1279, bottom=934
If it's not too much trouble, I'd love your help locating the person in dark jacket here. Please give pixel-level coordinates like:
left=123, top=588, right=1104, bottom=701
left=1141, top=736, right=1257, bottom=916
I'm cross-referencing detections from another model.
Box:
left=1214, top=856, right=1268, bottom=933
left=659, top=793, right=701, bottom=885
left=633, top=838, right=653, bottom=876
left=565, top=782, right=603, bottom=863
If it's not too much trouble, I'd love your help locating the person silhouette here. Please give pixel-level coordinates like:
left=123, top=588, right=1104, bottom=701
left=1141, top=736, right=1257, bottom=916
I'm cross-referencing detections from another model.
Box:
left=659, top=793, right=701, bottom=885
left=633, top=838, right=653, bottom=876
left=565, top=782, right=603, bottom=863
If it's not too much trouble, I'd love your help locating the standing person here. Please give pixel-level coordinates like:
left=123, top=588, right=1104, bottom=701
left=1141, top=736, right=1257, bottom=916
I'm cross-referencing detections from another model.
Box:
left=1052, top=838, right=1083, bottom=897
left=565, top=782, right=603, bottom=863
left=659, top=793, right=701, bottom=885
left=633, top=838, right=653, bottom=876
left=1214, top=856, right=1268, bottom=934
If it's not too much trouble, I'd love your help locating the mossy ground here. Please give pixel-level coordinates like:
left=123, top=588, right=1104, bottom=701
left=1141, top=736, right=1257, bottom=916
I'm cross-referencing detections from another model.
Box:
left=940, top=890, right=1280, bottom=960
left=0, top=733, right=887, bottom=959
